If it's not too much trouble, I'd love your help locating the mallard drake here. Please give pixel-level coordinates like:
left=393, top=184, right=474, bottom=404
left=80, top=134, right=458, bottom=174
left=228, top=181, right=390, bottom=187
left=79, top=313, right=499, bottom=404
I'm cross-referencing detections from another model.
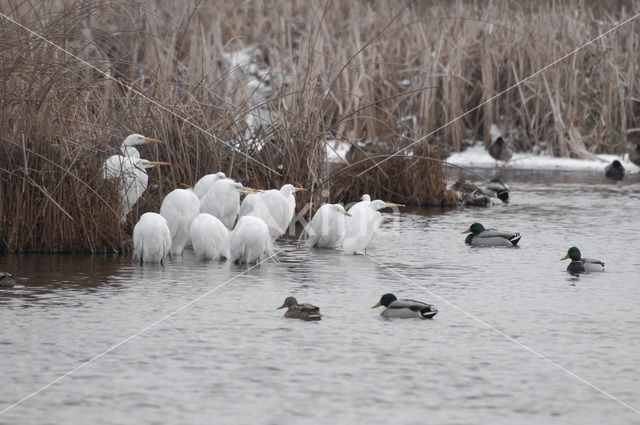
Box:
left=488, top=137, right=513, bottom=164
left=561, top=247, right=604, bottom=273
left=604, top=160, right=625, bottom=181
left=485, top=178, right=509, bottom=203
left=278, top=296, right=322, bottom=321
left=462, top=223, right=521, bottom=246
left=372, top=293, right=438, bottom=319
left=450, top=179, right=491, bottom=207
left=0, top=272, right=15, bottom=288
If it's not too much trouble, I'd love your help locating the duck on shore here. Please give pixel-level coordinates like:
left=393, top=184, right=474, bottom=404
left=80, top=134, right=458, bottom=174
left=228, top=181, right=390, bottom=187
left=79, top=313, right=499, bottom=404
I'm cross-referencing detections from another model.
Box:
left=372, top=293, right=438, bottom=319
left=462, top=223, right=521, bottom=247
left=561, top=247, right=604, bottom=273
left=278, top=297, right=322, bottom=321
left=488, top=137, right=513, bottom=166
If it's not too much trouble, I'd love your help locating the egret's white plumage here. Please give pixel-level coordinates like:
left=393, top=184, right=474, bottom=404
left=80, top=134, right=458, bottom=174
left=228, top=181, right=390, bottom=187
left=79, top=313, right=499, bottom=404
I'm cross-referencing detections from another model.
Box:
left=193, top=172, right=227, bottom=199
left=189, top=213, right=230, bottom=261
left=299, top=203, right=351, bottom=248
left=229, top=216, right=276, bottom=264
left=239, top=184, right=305, bottom=239
left=199, top=178, right=247, bottom=229
left=347, top=194, right=371, bottom=214
left=133, top=212, right=172, bottom=264
left=111, top=158, right=169, bottom=221
left=103, top=134, right=162, bottom=179
left=343, top=200, right=403, bottom=255
left=160, top=189, right=200, bottom=255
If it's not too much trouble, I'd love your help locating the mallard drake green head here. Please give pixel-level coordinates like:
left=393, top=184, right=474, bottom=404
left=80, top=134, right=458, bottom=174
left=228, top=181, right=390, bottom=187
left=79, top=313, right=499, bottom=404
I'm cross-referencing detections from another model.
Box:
left=462, top=223, right=485, bottom=235
left=372, top=293, right=438, bottom=319
left=371, top=293, right=397, bottom=308
left=561, top=247, right=604, bottom=273
left=561, top=246, right=581, bottom=261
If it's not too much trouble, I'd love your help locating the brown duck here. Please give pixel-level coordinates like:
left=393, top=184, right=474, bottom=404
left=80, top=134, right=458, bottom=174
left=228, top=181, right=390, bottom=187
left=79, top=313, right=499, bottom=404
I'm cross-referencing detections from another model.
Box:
left=278, top=297, right=322, bottom=321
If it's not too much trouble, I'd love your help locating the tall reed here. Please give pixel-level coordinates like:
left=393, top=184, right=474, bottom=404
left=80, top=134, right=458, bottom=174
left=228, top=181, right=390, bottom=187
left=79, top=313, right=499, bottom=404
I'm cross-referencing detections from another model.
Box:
left=0, top=0, right=637, bottom=252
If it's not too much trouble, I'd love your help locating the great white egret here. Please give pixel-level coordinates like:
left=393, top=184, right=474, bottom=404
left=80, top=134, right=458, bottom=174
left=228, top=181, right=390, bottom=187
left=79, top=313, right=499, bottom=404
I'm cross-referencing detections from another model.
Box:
left=160, top=188, right=200, bottom=255
left=103, top=134, right=162, bottom=178
left=229, top=216, right=276, bottom=264
left=239, top=184, right=305, bottom=239
left=189, top=213, right=230, bottom=261
left=347, top=194, right=371, bottom=213
left=299, top=203, right=351, bottom=248
left=343, top=200, right=403, bottom=255
left=133, top=212, right=172, bottom=264
left=193, top=171, right=227, bottom=199
left=200, top=178, right=258, bottom=229
left=112, top=158, right=169, bottom=221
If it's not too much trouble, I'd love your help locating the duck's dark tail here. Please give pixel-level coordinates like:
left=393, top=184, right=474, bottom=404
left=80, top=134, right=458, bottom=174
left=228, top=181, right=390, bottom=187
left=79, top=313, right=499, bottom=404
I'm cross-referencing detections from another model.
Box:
left=509, top=233, right=522, bottom=246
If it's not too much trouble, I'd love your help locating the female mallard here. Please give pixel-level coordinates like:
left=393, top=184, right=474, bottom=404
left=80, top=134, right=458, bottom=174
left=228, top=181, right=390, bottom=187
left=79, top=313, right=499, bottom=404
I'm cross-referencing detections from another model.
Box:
left=488, top=137, right=513, bottom=165
left=278, top=296, right=322, bottom=321
left=371, top=293, right=438, bottom=319
left=604, top=160, right=625, bottom=181
left=561, top=247, right=604, bottom=273
left=450, top=179, right=491, bottom=207
left=462, top=223, right=521, bottom=246
left=0, top=272, right=15, bottom=288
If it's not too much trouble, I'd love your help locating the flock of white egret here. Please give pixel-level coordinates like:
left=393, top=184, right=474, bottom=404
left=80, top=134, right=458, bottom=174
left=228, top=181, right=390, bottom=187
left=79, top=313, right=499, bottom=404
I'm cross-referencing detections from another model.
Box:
left=102, top=134, right=405, bottom=265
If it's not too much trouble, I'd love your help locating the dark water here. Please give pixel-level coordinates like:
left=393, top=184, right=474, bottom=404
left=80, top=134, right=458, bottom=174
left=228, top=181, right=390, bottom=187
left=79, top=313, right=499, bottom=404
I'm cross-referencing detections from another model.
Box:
left=1, top=170, right=639, bottom=424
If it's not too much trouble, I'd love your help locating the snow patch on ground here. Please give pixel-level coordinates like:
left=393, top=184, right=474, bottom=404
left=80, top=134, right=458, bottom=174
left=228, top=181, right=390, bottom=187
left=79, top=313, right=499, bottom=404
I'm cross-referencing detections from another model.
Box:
left=326, top=140, right=352, bottom=163
left=447, top=143, right=640, bottom=172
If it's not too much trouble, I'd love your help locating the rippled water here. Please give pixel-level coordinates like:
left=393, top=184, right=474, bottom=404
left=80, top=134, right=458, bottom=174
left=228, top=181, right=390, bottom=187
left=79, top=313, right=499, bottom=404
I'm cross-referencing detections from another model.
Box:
left=1, top=170, right=639, bottom=424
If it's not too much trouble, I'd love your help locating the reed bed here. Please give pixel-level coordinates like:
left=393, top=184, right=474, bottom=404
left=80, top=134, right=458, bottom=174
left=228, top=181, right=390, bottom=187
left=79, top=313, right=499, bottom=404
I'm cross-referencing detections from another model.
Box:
left=0, top=0, right=638, bottom=252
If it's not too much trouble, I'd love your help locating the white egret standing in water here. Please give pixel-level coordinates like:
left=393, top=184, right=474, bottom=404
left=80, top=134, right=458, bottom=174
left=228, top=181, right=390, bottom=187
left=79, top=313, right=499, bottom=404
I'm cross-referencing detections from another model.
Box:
left=343, top=200, right=404, bottom=255
left=112, top=158, right=169, bottom=221
left=229, top=216, right=275, bottom=264
left=189, top=213, right=230, bottom=261
left=239, top=184, right=305, bottom=239
left=160, top=189, right=200, bottom=255
left=200, top=178, right=258, bottom=229
left=193, top=172, right=227, bottom=199
left=299, top=204, right=351, bottom=248
left=133, top=212, right=172, bottom=264
left=347, top=194, right=371, bottom=214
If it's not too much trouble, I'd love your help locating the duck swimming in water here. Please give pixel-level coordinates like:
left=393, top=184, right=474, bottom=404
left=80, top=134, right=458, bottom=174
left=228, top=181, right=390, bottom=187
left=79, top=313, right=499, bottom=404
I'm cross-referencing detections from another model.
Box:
left=0, top=272, right=15, bottom=288
left=372, top=294, right=438, bottom=319
left=485, top=178, right=509, bottom=203
left=278, top=297, right=322, bottom=321
left=561, top=247, right=604, bottom=273
left=462, top=223, right=521, bottom=247
left=604, top=160, right=625, bottom=181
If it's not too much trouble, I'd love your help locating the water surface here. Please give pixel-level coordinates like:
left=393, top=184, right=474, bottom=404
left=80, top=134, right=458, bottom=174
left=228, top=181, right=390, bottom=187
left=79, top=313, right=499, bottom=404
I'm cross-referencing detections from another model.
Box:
left=1, top=169, right=639, bottom=424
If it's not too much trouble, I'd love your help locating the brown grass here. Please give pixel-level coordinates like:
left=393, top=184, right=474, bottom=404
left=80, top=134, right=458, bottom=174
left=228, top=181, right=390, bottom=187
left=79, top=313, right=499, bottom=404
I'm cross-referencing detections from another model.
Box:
left=0, top=0, right=638, bottom=252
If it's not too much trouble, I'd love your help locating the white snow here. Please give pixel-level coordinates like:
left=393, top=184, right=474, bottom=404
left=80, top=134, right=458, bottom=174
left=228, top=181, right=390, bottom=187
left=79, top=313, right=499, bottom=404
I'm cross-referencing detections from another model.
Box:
left=325, top=140, right=351, bottom=163
left=447, top=143, right=640, bottom=172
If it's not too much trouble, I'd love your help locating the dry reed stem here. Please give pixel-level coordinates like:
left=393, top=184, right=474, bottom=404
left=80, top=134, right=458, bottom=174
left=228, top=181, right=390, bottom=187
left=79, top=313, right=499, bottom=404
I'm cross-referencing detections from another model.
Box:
left=0, top=0, right=637, bottom=252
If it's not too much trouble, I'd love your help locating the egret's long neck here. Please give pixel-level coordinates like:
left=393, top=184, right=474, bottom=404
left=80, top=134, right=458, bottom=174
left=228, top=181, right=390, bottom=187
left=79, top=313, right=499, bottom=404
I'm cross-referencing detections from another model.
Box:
left=121, top=145, right=140, bottom=159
